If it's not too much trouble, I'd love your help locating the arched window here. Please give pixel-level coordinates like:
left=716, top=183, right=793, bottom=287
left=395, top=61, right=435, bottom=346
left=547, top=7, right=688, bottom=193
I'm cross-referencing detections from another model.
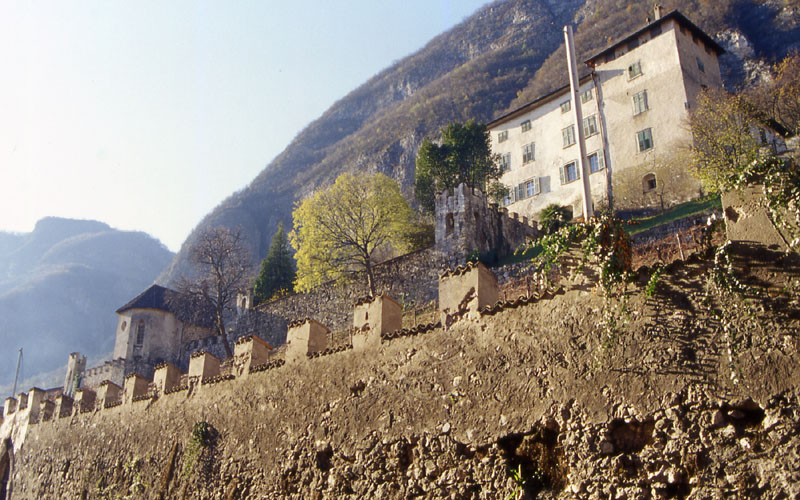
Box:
left=135, top=321, right=145, bottom=345
left=642, top=173, right=657, bottom=193
left=445, top=213, right=454, bottom=235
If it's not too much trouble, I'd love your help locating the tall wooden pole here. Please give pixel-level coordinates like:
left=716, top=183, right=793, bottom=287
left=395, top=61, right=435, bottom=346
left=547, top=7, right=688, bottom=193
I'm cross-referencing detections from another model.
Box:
left=11, top=348, right=22, bottom=397
left=564, top=25, right=594, bottom=220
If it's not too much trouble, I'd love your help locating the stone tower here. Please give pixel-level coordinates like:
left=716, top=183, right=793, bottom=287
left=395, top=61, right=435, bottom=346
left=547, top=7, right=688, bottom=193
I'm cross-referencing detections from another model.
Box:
left=63, top=352, right=86, bottom=398
left=434, top=183, right=538, bottom=264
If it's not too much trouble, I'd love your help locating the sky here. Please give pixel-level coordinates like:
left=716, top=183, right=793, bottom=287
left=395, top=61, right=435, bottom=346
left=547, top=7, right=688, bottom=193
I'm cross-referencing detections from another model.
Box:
left=0, top=0, right=490, bottom=252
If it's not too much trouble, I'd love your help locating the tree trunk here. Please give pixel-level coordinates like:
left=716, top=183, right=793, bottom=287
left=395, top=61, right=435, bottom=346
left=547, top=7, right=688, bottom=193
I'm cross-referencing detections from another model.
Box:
left=365, top=262, right=377, bottom=298
left=217, top=312, right=233, bottom=358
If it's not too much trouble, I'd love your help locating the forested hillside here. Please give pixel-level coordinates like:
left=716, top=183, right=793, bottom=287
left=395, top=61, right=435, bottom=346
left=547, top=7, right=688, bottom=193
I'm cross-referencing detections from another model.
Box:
left=159, top=0, right=800, bottom=285
left=0, top=218, right=173, bottom=396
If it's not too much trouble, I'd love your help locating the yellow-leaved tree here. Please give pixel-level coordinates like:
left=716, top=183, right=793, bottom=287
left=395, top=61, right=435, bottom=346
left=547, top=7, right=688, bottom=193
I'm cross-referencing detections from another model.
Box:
left=290, top=172, right=416, bottom=297
left=689, top=88, right=763, bottom=193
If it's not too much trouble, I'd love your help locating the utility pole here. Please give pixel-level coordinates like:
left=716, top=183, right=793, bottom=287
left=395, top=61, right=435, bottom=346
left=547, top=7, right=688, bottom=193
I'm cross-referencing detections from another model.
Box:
left=564, top=25, right=594, bottom=220
left=11, top=348, right=22, bottom=398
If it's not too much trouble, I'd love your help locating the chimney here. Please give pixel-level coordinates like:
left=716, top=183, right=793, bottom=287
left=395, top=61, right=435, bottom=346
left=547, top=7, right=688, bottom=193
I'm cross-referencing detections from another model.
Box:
left=654, top=5, right=663, bottom=20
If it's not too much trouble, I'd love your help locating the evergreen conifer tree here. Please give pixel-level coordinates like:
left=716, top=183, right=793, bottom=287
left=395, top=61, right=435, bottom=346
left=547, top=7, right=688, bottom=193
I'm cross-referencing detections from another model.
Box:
left=253, top=222, right=296, bottom=305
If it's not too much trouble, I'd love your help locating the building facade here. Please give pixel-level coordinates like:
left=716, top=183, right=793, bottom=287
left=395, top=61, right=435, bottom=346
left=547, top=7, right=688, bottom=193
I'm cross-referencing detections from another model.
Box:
left=489, top=10, right=724, bottom=220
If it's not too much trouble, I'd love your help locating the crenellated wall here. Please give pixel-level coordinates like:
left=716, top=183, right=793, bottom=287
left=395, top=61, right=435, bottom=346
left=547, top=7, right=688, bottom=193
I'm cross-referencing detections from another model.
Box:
left=4, top=247, right=800, bottom=499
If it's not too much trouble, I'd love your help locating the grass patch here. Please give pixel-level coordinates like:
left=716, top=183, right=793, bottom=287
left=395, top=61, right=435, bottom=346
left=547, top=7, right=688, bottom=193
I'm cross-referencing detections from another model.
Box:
left=627, top=196, right=721, bottom=235
left=495, top=244, right=542, bottom=267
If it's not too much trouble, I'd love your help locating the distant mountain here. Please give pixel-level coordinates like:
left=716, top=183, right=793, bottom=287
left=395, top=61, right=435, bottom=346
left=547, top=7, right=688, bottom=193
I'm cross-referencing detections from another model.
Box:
left=0, top=217, right=173, bottom=396
left=158, top=0, right=800, bottom=286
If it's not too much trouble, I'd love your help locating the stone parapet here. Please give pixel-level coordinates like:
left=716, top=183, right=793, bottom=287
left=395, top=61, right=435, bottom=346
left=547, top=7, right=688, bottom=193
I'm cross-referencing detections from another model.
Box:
left=233, top=335, right=274, bottom=377
left=153, top=362, right=183, bottom=395
left=54, top=395, right=73, bottom=419
left=39, top=400, right=55, bottom=422
left=285, top=319, right=329, bottom=363
left=3, top=398, right=16, bottom=418
left=73, top=389, right=96, bottom=414
left=439, top=261, right=499, bottom=326
left=123, top=374, right=151, bottom=404
left=189, top=351, right=221, bottom=381
left=353, top=294, right=402, bottom=348
left=97, top=381, right=122, bottom=409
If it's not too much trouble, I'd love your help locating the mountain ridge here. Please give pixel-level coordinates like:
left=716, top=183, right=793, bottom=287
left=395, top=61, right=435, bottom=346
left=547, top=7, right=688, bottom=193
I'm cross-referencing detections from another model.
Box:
left=0, top=217, right=173, bottom=395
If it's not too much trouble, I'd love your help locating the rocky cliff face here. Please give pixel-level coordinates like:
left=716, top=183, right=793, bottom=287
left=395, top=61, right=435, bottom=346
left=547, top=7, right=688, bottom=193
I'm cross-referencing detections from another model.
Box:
left=0, top=218, right=173, bottom=395
left=7, top=243, right=800, bottom=498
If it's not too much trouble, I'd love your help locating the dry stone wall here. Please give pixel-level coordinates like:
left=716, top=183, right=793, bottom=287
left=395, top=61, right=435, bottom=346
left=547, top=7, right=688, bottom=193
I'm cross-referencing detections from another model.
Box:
left=4, top=244, right=800, bottom=499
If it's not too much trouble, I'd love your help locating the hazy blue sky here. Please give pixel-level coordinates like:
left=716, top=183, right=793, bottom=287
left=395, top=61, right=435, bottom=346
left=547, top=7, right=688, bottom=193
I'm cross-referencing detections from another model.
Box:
left=0, top=0, right=489, bottom=251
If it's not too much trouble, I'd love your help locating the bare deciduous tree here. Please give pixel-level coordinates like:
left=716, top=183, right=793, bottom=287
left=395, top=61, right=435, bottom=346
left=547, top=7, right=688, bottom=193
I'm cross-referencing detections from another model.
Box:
left=176, top=226, right=251, bottom=358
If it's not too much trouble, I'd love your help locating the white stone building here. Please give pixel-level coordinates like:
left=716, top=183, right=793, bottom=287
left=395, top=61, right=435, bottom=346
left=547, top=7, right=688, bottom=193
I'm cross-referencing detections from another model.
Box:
left=489, top=10, right=724, bottom=219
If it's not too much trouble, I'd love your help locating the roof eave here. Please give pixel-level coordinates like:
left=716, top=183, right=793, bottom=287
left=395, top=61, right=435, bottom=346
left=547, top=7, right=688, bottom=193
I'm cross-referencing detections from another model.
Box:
left=585, top=10, right=725, bottom=66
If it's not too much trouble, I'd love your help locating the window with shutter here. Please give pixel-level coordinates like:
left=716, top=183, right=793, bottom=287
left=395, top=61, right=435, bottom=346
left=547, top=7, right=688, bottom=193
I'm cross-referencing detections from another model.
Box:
left=637, top=128, right=654, bottom=152
left=562, top=125, right=576, bottom=148
left=522, top=143, right=535, bottom=163
left=500, top=153, right=511, bottom=172
left=583, top=115, right=598, bottom=137
left=628, top=61, right=642, bottom=79
left=633, top=90, right=649, bottom=115
left=589, top=152, right=604, bottom=173
left=561, top=161, right=579, bottom=184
